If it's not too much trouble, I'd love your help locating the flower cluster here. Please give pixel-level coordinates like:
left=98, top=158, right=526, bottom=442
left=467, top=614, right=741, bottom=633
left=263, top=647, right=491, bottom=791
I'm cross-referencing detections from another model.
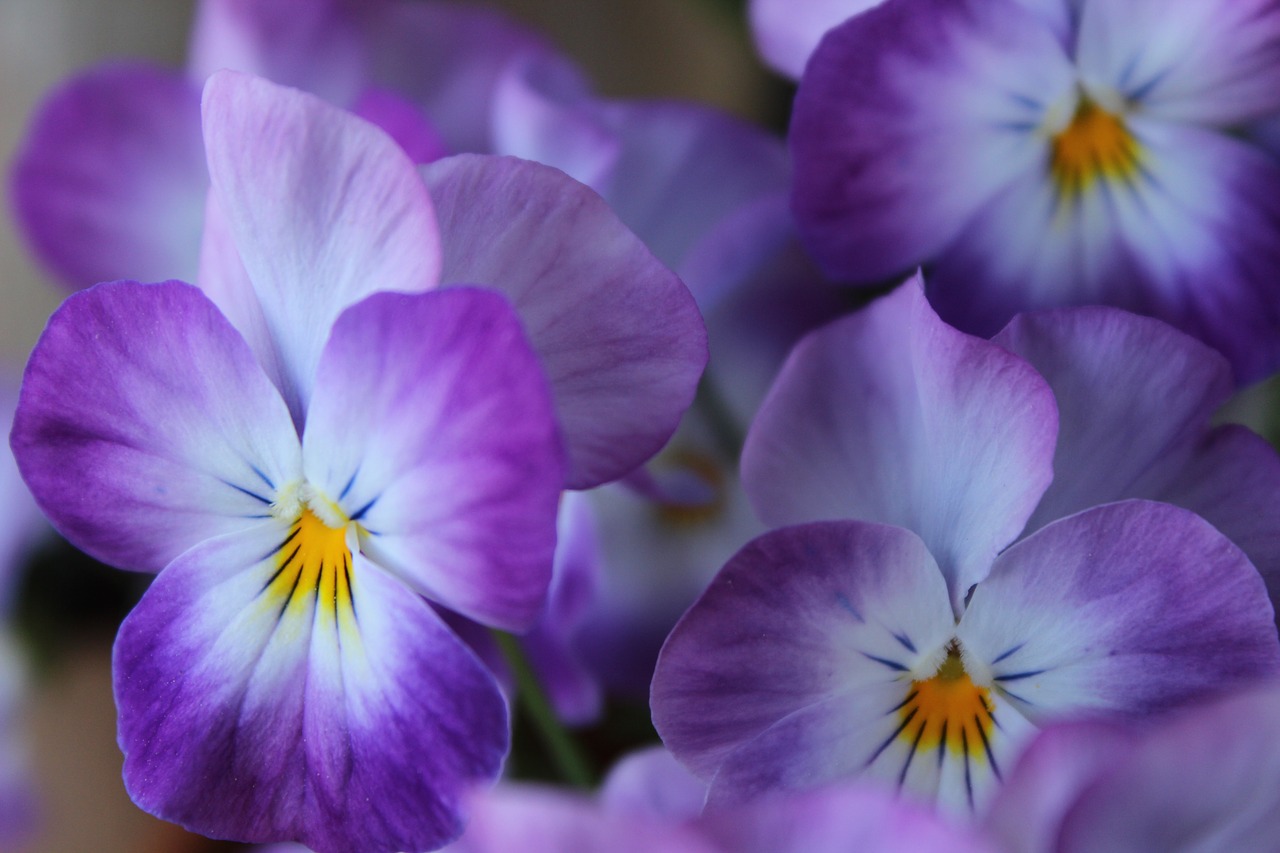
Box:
left=5, top=0, right=1280, bottom=851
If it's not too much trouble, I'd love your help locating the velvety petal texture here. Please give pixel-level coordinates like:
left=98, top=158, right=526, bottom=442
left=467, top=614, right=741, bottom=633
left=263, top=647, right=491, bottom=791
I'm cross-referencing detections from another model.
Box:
left=302, top=289, right=562, bottom=632
left=10, top=62, right=206, bottom=288
left=742, top=277, right=1058, bottom=606
left=115, top=523, right=507, bottom=853
left=424, top=154, right=707, bottom=488
left=200, top=70, right=442, bottom=421
left=10, top=281, right=301, bottom=572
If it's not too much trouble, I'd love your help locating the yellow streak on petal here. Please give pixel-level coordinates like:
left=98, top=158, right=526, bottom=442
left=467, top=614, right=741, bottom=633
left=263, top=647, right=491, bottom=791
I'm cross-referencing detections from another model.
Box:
left=268, top=508, right=356, bottom=633
left=899, top=647, right=995, bottom=760
left=1050, top=100, right=1142, bottom=199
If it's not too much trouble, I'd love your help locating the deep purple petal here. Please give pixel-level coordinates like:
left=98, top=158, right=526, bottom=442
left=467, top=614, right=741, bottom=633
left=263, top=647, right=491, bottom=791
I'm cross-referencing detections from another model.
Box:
left=10, top=281, right=300, bottom=572
left=10, top=62, right=205, bottom=288
left=958, top=500, right=1280, bottom=723
left=115, top=523, right=507, bottom=853
left=742, top=277, right=1058, bottom=607
left=651, top=521, right=955, bottom=781
left=423, top=153, right=707, bottom=489
left=302, top=289, right=562, bottom=632
left=200, top=70, right=442, bottom=421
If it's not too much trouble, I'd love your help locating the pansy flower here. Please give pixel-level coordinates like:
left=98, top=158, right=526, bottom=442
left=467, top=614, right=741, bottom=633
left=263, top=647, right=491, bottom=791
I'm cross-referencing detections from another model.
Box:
left=9, top=68, right=703, bottom=852
left=651, top=278, right=1280, bottom=813
left=788, top=0, right=1280, bottom=382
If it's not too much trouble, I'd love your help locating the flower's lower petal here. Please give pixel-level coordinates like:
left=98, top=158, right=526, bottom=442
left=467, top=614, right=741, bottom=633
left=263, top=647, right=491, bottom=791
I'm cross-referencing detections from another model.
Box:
left=958, top=500, right=1280, bottom=723
left=424, top=154, right=707, bottom=489
left=651, top=521, right=955, bottom=781
left=600, top=747, right=707, bottom=823
left=790, top=0, right=1074, bottom=282
left=931, top=120, right=1280, bottom=383
left=201, top=70, right=442, bottom=420
left=742, top=277, right=1058, bottom=608
left=1075, top=0, right=1280, bottom=125
left=11, top=281, right=300, bottom=572
left=302, top=289, right=562, bottom=632
left=1056, top=685, right=1280, bottom=853
left=114, top=523, right=507, bottom=853
left=10, top=62, right=205, bottom=288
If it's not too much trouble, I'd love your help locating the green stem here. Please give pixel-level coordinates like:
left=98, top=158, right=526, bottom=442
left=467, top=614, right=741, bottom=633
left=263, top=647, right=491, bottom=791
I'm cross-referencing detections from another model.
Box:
left=493, top=630, right=594, bottom=788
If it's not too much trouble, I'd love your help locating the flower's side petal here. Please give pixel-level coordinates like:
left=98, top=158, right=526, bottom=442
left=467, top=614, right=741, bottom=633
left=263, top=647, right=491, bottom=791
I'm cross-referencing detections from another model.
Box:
left=10, top=62, right=206, bottom=289
left=302, top=289, right=562, bottom=632
left=1056, top=685, right=1280, bottom=853
left=10, top=281, right=300, bottom=572
left=1075, top=0, right=1280, bottom=125
left=790, top=0, right=1075, bottom=282
left=187, top=0, right=365, bottom=105
left=742, top=277, right=1058, bottom=607
left=115, top=523, right=508, bottom=853
left=993, top=308, right=1232, bottom=533
left=748, top=0, right=877, bottom=80
left=981, top=721, right=1137, bottom=853
left=600, top=747, right=707, bottom=823
left=651, top=521, right=955, bottom=781
left=424, top=154, right=707, bottom=489
left=361, top=1, right=553, bottom=154
left=201, top=70, right=442, bottom=420
left=958, top=500, right=1280, bottom=723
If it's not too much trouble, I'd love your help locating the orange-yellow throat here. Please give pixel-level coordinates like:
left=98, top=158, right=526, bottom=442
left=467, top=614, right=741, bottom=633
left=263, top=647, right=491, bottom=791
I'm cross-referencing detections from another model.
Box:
left=1050, top=100, right=1141, bottom=199
left=267, top=507, right=355, bottom=622
left=898, top=645, right=995, bottom=759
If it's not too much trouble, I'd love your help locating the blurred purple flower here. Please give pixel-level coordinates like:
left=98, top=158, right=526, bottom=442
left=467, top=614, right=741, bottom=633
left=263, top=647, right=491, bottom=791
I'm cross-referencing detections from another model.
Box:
left=652, top=277, right=1280, bottom=813
left=789, top=0, right=1280, bottom=382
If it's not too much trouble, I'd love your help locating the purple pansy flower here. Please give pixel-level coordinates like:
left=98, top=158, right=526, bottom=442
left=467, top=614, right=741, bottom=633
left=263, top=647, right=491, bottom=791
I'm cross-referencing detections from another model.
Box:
left=8, top=67, right=701, bottom=852
left=652, top=278, right=1280, bottom=813
left=789, top=0, right=1280, bottom=382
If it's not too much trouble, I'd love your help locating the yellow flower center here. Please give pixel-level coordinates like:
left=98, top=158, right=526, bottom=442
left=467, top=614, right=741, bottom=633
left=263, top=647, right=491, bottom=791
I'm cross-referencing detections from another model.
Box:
left=265, top=506, right=355, bottom=627
left=1050, top=100, right=1141, bottom=199
left=898, top=644, right=995, bottom=760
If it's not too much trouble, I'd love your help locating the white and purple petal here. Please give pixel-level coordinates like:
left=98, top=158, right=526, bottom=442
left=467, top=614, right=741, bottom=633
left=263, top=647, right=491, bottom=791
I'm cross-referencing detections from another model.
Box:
left=302, top=288, right=562, bottom=632
left=11, top=281, right=301, bottom=572
left=742, top=278, right=1058, bottom=606
left=423, top=153, right=707, bottom=489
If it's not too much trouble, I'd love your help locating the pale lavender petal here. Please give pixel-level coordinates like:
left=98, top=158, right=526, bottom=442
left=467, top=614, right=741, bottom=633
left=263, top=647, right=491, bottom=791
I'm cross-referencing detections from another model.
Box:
left=958, top=501, right=1280, bottom=724
left=424, top=154, right=707, bottom=489
left=115, top=523, right=507, bottom=853
left=600, top=747, right=707, bottom=823
left=187, top=0, right=365, bottom=104
left=790, top=0, right=1075, bottom=282
left=1057, top=685, right=1280, bottom=852
left=200, top=70, right=442, bottom=421
left=10, top=281, right=301, bottom=572
left=742, top=277, right=1058, bottom=607
left=10, top=62, right=205, bottom=288
left=748, top=0, right=878, bottom=80
left=302, top=289, right=562, bottom=632
left=651, top=521, right=955, bottom=781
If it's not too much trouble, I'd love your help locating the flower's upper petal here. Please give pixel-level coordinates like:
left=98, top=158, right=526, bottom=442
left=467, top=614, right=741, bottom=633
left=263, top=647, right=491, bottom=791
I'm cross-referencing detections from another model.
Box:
left=10, top=281, right=300, bottom=572
left=748, top=0, right=877, bottom=80
left=651, top=521, right=955, bottom=782
left=350, top=87, right=450, bottom=164
left=114, top=522, right=507, bottom=853
left=361, top=1, right=552, bottom=154
left=187, top=0, right=365, bottom=104
left=958, top=500, right=1280, bottom=723
left=423, top=154, right=707, bottom=489
left=790, top=0, right=1075, bottom=282
left=930, top=118, right=1280, bottom=383
left=1075, top=0, right=1280, bottom=125
left=742, top=277, right=1058, bottom=608
left=200, top=70, right=442, bottom=422
left=10, top=62, right=206, bottom=289
left=302, top=289, right=562, bottom=632
left=1055, top=685, right=1280, bottom=853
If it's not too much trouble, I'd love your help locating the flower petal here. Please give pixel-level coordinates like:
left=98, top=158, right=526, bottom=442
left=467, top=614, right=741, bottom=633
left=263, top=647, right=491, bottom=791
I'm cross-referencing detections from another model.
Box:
left=200, top=70, right=442, bottom=421
left=10, top=281, right=300, bottom=572
left=114, top=522, right=507, bottom=853
left=790, top=0, right=1075, bottom=282
left=600, top=747, right=707, bottom=823
left=423, top=153, right=707, bottom=488
left=748, top=0, right=875, bottom=80
left=10, top=62, right=205, bottom=288
left=651, top=521, right=955, bottom=782
left=741, top=277, right=1058, bottom=607
left=301, top=288, right=562, bottom=632
left=958, top=500, right=1280, bottom=723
